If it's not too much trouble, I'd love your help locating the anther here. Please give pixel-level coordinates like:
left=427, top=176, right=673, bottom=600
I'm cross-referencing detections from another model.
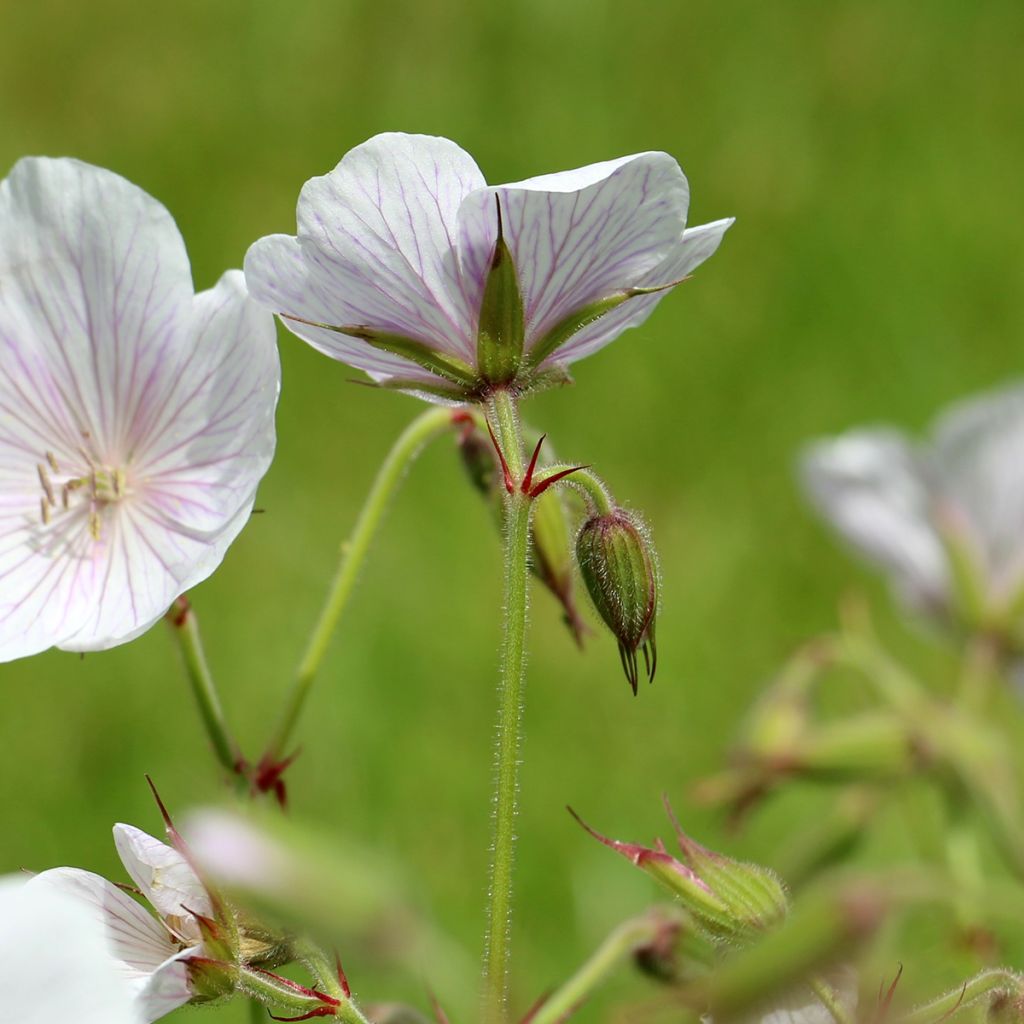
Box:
left=45, top=451, right=59, bottom=472
left=37, top=463, right=55, bottom=506
left=40, top=498, right=51, bottom=525
left=89, top=510, right=102, bottom=541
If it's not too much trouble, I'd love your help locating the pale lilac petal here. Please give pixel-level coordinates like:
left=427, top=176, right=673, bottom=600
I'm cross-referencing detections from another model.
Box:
left=457, top=152, right=689, bottom=350
left=0, top=875, right=142, bottom=1024
left=931, top=382, right=1024, bottom=597
left=0, top=157, right=192, bottom=459
left=548, top=218, right=734, bottom=366
left=113, top=824, right=211, bottom=925
left=27, top=867, right=178, bottom=980
left=136, top=949, right=197, bottom=1023
left=800, top=429, right=950, bottom=611
left=243, top=233, right=438, bottom=384
left=246, top=132, right=485, bottom=365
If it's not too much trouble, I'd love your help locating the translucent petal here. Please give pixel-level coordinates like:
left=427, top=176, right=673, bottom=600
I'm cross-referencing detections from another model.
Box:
left=931, top=381, right=1024, bottom=596
left=136, top=948, right=198, bottom=1023
left=800, top=429, right=950, bottom=611
left=0, top=875, right=142, bottom=1024
left=113, top=824, right=211, bottom=927
left=547, top=218, right=734, bottom=366
left=246, top=132, right=485, bottom=368
left=457, top=152, right=689, bottom=353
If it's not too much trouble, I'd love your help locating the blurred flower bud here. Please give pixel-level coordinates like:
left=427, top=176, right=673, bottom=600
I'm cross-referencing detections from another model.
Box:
left=571, top=800, right=787, bottom=941
left=457, top=427, right=586, bottom=645
left=575, top=509, right=658, bottom=693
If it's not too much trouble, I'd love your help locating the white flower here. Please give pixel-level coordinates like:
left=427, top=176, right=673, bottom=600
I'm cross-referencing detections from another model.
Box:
left=244, top=132, right=731, bottom=401
left=801, top=382, right=1024, bottom=622
left=0, top=873, right=141, bottom=1024
left=0, top=157, right=279, bottom=661
left=25, top=823, right=217, bottom=1023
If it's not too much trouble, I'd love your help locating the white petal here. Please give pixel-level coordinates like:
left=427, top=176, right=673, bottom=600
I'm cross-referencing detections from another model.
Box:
left=244, top=233, right=438, bottom=384
left=0, top=157, right=192, bottom=460
left=0, top=874, right=142, bottom=1024
left=26, top=867, right=178, bottom=980
left=246, top=132, right=485, bottom=369
left=800, top=429, right=950, bottom=611
left=931, top=381, right=1024, bottom=597
left=136, top=947, right=198, bottom=1023
left=113, top=824, right=212, bottom=924
left=457, top=151, right=689, bottom=354
left=548, top=217, right=734, bottom=366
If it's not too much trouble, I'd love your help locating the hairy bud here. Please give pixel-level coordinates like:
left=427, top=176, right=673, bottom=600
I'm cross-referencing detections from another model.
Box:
left=575, top=509, right=658, bottom=693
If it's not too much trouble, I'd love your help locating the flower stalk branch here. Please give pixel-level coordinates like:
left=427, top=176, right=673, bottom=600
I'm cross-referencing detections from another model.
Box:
left=166, top=597, right=244, bottom=782
left=266, top=406, right=459, bottom=761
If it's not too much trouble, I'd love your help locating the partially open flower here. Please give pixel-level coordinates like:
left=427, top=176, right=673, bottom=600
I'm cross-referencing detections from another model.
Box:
left=801, top=382, right=1024, bottom=637
left=0, top=157, right=280, bottom=661
left=245, top=132, right=732, bottom=403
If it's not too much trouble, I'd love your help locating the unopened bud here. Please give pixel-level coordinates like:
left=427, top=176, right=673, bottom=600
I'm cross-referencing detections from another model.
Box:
left=575, top=509, right=658, bottom=693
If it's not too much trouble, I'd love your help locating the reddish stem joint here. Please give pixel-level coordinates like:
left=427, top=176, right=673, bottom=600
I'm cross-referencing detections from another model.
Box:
left=486, top=427, right=587, bottom=498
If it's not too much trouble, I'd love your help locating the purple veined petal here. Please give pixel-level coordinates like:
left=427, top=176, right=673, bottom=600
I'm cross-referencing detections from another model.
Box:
left=544, top=217, right=735, bottom=367
left=931, top=381, right=1024, bottom=598
left=246, top=132, right=486, bottom=365
left=113, top=825, right=212, bottom=928
left=130, top=270, right=279, bottom=533
left=457, top=151, right=690, bottom=352
left=0, top=157, right=193, bottom=461
left=244, top=234, right=441, bottom=384
left=0, top=875, right=142, bottom=1024
left=26, top=867, right=179, bottom=982
left=799, top=429, right=950, bottom=612
left=136, top=947, right=198, bottom=1023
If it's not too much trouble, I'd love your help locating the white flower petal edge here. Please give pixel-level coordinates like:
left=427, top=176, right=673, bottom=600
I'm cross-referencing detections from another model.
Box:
left=0, top=157, right=280, bottom=662
left=800, top=428, right=950, bottom=610
left=0, top=874, right=142, bottom=1024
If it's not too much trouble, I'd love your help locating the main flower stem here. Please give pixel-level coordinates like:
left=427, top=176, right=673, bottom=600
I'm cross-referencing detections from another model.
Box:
left=483, top=389, right=531, bottom=1024
left=265, top=406, right=457, bottom=761
left=166, top=597, right=243, bottom=779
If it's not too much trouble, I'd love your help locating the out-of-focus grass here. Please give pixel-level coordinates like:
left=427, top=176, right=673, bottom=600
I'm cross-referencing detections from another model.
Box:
left=2, top=1, right=1023, bottom=1018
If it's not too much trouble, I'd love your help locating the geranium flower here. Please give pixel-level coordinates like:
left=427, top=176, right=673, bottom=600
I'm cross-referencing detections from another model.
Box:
left=244, top=132, right=732, bottom=401
left=0, top=873, right=140, bottom=1024
left=0, top=157, right=279, bottom=661
left=801, top=382, right=1024, bottom=626
left=25, top=823, right=220, bottom=1022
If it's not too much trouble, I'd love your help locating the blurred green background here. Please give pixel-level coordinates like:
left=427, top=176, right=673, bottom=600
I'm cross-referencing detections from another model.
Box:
left=2, top=0, right=1024, bottom=1018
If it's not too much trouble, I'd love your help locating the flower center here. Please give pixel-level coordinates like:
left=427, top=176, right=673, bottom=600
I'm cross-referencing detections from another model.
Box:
left=36, top=449, right=130, bottom=540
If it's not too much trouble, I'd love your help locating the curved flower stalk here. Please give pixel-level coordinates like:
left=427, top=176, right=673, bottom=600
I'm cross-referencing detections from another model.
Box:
left=244, top=132, right=732, bottom=402
left=801, top=382, right=1024, bottom=637
left=0, top=874, right=140, bottom=1024
left=0, top=157, right=279, bottom=662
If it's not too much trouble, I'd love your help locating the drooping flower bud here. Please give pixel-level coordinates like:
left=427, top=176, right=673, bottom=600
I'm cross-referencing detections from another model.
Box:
left=575, top=509, right=658, bottom=693
left=457, top=427, right=586, bottom=645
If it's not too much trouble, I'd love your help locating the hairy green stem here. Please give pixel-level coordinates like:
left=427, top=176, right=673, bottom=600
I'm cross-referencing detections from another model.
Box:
left=266, top=406, right=457, bottom=760
left=482, top=389, right=531, bottom=1024
left=901, top=969, right=1024, bottom=1024
left=566, top=466, right=614, bottom=515
left=808, top=976, right=854, bottom=1024
left=530, top=911, right=680, bottom=1024
left=166, top=598, right=242, bottom=779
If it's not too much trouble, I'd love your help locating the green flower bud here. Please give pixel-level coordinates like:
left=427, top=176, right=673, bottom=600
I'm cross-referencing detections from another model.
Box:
left=575, top=509, right=658, bottom=693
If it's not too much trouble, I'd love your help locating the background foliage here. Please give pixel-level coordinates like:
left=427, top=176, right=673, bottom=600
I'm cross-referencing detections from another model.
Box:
left=2, top=1, right=1023, bottom=1018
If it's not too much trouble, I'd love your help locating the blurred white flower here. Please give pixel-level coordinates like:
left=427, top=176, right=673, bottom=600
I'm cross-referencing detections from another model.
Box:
left=26, top=823, right=217, bottom=1022
left=245, top=132, right=732, bottom=401
left=0, top=157, right=279, bottom=661
left=0, top=873, right=140, bottom=1024
left=801, top=383, right=1024, bottom=626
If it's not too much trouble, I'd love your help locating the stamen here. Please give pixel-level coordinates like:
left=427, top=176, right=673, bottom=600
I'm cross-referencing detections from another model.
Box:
left=89, top=511, right=102, bottom=541
left=37, top=463, right=55, bottom=506
left=45, top=451, right=59, bottom=472
left=40, top=498, right=50, bottom=525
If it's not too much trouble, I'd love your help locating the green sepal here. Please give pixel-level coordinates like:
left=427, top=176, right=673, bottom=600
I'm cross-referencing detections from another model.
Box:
left=527, top=278, right=684, bottom=368
left=282, top=315, right=477, bottom=387
left=476, top=197, right=526, bottom=384
left=364, top=375, right=476, bottom=402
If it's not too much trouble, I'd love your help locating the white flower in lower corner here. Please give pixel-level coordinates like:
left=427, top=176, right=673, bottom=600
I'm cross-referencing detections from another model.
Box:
left=0, top=873, right=140, bottom=1024
left=23, top=823, right=222, bottom=1023
left=0, top=157, right=280, bottom=662
left=801, top=382, right=1024, bottom=631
